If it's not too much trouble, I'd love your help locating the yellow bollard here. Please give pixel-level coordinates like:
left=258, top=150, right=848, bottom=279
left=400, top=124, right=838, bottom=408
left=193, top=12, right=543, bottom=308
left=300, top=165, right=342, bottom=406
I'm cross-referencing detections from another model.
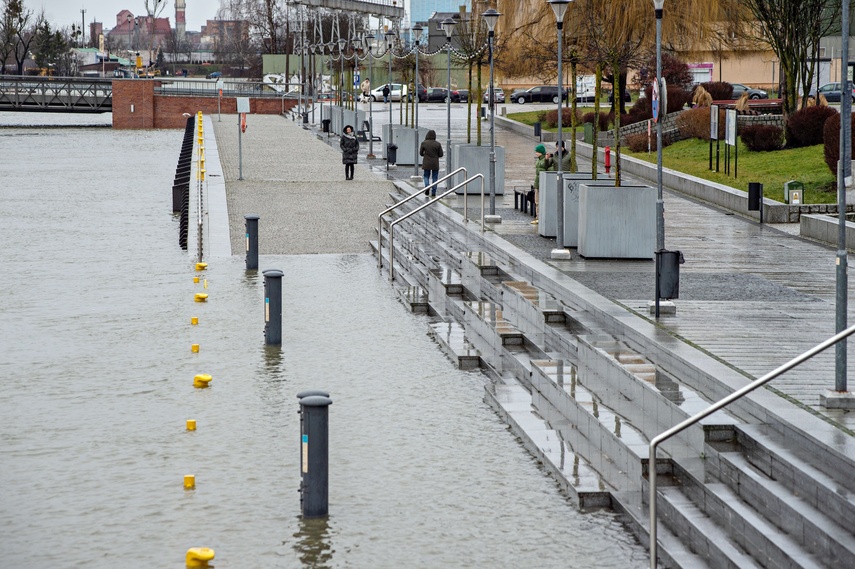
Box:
left=193, top=374, right=212, bottom=388
left=195, top=262, right=207, bottom=271
left=191, top=344, right=200, bottom=353
left=184, top=474, right=195, bottom=489
left=194, top=293, right=208, bottom=303
left=190, top=316, right=199, bottom=325
left=186, top=419, right=196, bottom=431
left=186, top=547, right=214, bottom=568
left=193, top=276, right=200, bottom=283
left=203, top=279, right=208, bottom=289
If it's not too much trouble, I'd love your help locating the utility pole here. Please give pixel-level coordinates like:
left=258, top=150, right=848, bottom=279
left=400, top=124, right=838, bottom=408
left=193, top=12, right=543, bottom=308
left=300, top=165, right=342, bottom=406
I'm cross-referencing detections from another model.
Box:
left=81, top=9, right=87, bottom=47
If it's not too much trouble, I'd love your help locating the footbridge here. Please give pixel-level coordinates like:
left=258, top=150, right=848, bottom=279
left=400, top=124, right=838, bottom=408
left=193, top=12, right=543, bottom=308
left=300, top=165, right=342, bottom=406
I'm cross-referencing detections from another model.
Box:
left=291, top=0, right=405, bottom=18
left=0, top=75, right=113, bottom=113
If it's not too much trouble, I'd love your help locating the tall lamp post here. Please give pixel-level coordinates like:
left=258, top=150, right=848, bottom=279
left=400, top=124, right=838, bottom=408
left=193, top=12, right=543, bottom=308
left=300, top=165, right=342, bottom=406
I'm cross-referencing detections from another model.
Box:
left=338, top=38, right=347, bottom=108
left=482, top=9, right=501, bottom=220
left=411, top=24, right=423, bottom=180
left=442, top=17, right=457, bottom=180
left=654, top=0, right=665, bottom=319
left=549, top=0, right=571, bottom=258
left=363, top=33, right=376, bottom=158
left=385, top=30, right=395, bottom=128
left=127, top=13, right=132, bottom=52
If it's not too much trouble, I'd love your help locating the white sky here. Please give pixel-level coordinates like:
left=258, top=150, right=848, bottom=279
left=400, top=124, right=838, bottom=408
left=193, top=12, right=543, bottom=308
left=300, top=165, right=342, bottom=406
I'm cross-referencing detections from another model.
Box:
left=33, top=1, right=220, bottom=33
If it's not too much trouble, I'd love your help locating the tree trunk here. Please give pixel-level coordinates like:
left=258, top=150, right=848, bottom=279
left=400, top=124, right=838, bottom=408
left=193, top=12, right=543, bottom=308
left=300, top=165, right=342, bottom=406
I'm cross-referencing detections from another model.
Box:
left=612, top=61, right=622, bottom=187
left=592, top=64, right=602, bottom=180
left=570, top=60, right=577, bottom=173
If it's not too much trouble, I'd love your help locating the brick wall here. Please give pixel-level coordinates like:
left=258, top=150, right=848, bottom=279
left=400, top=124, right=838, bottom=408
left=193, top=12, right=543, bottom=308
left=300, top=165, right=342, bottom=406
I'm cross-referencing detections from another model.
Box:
left=112, top=79, right=297, bottom=129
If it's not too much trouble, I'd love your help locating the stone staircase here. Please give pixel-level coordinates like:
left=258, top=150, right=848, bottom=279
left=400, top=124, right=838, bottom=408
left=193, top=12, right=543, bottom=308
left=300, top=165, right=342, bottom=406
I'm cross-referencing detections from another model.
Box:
left=371, top=184, right=855, bottom=569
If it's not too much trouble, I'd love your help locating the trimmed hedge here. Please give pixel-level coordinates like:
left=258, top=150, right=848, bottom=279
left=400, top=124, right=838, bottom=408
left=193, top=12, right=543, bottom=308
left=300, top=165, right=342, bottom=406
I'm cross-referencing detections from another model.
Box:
left=823, top=113, right=855, bottom=177
left=786, top=106, right=837, bottom=148
left=740, top=124, right=783, bottom=151
left=675, top=106, right=725, bottom=141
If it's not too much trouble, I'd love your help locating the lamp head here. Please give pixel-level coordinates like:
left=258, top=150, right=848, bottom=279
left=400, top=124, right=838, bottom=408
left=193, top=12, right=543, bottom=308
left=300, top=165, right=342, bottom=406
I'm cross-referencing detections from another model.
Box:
left=441, top=17, right=456, bottom=39
left=547, top=0, right=572, bottom=23
left=412, top=24, right=423, bottom=43
left=363, top=33, right=374, bottom=49
left=653, top=0, right=665, bottom=8
left=482, top=9, right=501, bottom=33
left=384, top=29, right=395, bottom=47
left=337, top=38, right=347, bottom=51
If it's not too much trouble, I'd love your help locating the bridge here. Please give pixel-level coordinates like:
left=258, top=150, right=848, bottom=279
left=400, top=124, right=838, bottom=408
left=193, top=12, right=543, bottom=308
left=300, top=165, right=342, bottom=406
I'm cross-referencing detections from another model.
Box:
left=0, top=76, right=113, bottom=113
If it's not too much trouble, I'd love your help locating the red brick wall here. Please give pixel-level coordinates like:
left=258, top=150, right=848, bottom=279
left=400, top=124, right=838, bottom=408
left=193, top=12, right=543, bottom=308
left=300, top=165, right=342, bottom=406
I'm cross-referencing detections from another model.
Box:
left=112, top=79, right=297, bottom=129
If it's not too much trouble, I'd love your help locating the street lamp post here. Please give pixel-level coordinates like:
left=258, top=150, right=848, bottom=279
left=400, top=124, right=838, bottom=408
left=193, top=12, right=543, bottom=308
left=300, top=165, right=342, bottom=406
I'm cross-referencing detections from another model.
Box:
left=549, top=0, right=571, bottom=258
left=442, top=17, right=457, bottom=181
left=412, top=24, right=423, bottom=180
left=482, top=9, right=501, bottom=220
left=310, top=44, right=317, bottom=123
left=654, top=0, right=665, bottom=319
left=127, top=14, right=132, bottom=53
left=364, top=33, right=376, bottom=158
left=385, top=30, right=395, bottom=128
left=338, top=38, right=347, bottom=108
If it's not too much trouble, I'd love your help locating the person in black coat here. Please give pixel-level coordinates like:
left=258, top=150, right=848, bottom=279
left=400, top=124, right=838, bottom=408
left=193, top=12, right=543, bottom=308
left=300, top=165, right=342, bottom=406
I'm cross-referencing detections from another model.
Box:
left=419, top=129, right=443, bottom=196
left=340, top=124, right=360, bottom=180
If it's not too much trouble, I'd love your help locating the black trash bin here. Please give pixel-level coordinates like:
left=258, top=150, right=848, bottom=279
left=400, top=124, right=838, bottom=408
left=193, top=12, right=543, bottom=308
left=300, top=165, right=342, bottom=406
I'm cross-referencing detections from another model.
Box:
left=656, top=249, right=685, bottom=300
left=322, top=119, right=331, bottom=133
left=302, top=112, right=309, bottom=124
left=748, top=182, right=763, bottom=211
left=386, top=143, right=398, bottom=165
left=533, top=121, right=542, bottom=138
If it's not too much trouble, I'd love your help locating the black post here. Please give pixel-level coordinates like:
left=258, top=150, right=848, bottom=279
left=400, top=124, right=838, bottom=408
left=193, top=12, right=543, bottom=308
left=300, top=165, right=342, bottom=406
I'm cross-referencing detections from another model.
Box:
left=299, top=395, right=333, bottom=518
left=748, top=182, right=763, bottom=224
left=263, top=269, right=283, bottom=345
left=245, top=214, right=259, bottom=270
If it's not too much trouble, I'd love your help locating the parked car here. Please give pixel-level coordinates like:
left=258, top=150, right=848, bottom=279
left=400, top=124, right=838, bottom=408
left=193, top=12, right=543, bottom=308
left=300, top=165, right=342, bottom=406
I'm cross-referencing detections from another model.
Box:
left=809, top=82, right=855, bottom=103
left=454, top=89, right=469, bottom=102
left=424, top=87, right=452, bottom=102
left=484, top=87, right=505, bottom=103
left=509, top=85, right=568, bottom=104
left=369, top=83, right=403, bottom=101
left=607, top=89, right=632, bottom=104
left=574, top=86, right=597, bottom=103
left=407, top=83, right=428, bottom=102
left=206, top=71, right=222, bottom=80
left=730, top=83, right=768, bottom=99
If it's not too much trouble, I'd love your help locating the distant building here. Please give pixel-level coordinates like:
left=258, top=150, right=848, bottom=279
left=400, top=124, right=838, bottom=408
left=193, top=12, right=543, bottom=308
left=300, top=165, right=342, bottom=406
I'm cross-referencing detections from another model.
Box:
left=106, top=9, right=172, bottom=53
left=410, top=1, right=470, bottom=26
left=200, top=19, right=250, bottom=50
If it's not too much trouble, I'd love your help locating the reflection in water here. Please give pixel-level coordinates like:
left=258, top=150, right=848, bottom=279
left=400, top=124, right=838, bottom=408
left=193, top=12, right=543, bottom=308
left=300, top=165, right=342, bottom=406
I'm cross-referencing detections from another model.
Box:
left=291, top=516, right=334, bottom=568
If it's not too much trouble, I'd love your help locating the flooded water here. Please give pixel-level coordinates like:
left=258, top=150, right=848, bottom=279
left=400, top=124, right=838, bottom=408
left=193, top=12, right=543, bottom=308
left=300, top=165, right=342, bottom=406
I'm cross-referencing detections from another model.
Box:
left=0, top=115, right=648, bottom=567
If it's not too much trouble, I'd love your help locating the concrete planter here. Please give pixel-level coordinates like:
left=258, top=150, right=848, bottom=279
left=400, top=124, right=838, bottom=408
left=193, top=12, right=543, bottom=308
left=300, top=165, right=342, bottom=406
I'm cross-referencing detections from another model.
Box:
left=342, top=109, right=365, bottom=135
left=390, top=125, right=430, bottom=166
left=449, top=143, right=505, bottom=195
left=562, top=173, right=612, bottom=247
left=578, top=184, right=655, bottom=259
left=537, top=172, right=560, bottom=237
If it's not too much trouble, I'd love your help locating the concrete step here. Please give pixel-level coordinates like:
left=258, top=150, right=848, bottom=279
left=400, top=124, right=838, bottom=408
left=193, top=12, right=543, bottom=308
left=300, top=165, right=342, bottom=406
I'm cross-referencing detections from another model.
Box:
left=397, top=285, right=430, bottom=314
left=463, top=300, right=524, bottom=347
left=611, top=490, right=713, bottom=569
left=709, top=447, right=855, bottom=565
left=668, top=456, right=826, bottom=569
left=428, top=321, right=481, bottom=370
left=733, top=424, right=855, bottom=547
left=485, top=379, right=611, bottom=509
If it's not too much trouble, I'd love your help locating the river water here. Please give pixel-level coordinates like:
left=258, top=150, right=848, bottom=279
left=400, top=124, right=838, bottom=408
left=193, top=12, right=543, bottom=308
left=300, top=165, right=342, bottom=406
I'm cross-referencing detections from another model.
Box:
left=0, top=113, right=647, bottom=567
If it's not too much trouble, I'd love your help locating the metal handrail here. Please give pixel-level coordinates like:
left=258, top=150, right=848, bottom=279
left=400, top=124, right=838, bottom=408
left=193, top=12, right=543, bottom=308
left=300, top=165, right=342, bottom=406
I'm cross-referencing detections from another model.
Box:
left=648, top=322, right=855, bottom=569
left=387, top=173, right=485, bottom=282
left=377, top=167, right=466, bottom=269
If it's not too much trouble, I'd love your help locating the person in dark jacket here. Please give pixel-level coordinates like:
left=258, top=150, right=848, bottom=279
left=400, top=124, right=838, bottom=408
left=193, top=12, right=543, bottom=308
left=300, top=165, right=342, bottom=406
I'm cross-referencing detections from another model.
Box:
left=419, top=130, right=443, bottom=196
left=382, top=84, right=391, bottom=103
left=340, top=124, right=360, bottom=180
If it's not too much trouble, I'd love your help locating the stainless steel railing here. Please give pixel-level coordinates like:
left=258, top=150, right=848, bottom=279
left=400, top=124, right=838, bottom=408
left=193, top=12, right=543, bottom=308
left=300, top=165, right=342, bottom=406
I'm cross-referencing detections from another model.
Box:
left=387, top=173, right=485, bottom=282
left=377, top=168, right=466, bottom=269
left=648, top=322, right=855, bottom=569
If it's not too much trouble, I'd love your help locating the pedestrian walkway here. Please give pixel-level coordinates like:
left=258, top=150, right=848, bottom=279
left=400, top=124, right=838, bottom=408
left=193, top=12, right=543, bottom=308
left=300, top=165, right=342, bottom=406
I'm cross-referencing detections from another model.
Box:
left=209, top=106, right=855, bottom=432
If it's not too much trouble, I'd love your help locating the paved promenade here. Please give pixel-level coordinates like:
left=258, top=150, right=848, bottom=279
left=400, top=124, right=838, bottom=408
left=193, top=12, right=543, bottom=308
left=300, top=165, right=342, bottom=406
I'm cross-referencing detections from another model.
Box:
left=211, top=106, right=855, bottom=433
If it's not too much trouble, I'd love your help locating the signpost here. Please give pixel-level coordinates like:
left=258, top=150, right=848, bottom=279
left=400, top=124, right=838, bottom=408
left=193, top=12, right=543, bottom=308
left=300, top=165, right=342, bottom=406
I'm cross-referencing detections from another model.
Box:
left=725, top=108, right=737, bottom=177
left=216, top=79, right=224, bottom=122
left=709, top=104, right=719, bottom=171
left=237, top=97, right=250, bottom=181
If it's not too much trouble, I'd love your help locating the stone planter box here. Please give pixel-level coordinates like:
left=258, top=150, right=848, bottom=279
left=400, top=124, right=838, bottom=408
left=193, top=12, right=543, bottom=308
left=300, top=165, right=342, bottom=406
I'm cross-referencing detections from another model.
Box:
left=578, top=184, right=655, bottom=259
left=538, top=172, right=560, bottom=237
left=341, top=109, right=365, bottom=135
left=449, top=143, right=505, bottom=195
left=390, top=125, right=430, bottom=166
left=563, top=173, right=612, bottom=247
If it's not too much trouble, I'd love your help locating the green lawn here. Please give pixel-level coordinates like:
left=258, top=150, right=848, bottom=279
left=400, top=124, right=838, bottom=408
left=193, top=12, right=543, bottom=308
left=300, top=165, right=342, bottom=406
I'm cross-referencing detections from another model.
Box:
left=507, top=112, right=836, bottom=204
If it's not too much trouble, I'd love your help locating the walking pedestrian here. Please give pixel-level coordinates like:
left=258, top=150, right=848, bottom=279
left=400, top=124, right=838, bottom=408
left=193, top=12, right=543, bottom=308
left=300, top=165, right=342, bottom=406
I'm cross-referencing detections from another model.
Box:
left=419, top=130, right=443, bottom=196
left=531, top=143, right=553, bottom=225
left=382, top=84, right=390, bottom=104
left=552, top=140, right=573, bottom=172
left=360, top=79, right=371, bottom=102
left=340, top=124, right=360, bottom=180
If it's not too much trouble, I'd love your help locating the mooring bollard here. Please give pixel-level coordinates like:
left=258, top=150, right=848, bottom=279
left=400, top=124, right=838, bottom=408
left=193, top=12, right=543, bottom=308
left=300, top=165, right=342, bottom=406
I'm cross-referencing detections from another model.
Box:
left=263, top=269, right=283, bottom=345
left=298, top=394, right=332, bottom=518
left=245, top=214, right=259, bottom=270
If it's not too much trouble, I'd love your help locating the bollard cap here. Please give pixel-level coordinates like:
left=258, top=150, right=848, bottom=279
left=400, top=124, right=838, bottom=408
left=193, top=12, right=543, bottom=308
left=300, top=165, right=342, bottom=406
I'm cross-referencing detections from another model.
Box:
left=300, top=395, right=333, bottom=407
left=245, top=214, right=260, bottom=220
left=297, top=390, right=331, bottom=399
left=262, top=269, right=284, bottom=278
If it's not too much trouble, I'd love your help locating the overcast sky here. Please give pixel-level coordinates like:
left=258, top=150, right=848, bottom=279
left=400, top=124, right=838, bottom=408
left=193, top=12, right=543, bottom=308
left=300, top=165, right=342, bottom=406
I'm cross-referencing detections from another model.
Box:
left=33, top=1, right=220, bottom=33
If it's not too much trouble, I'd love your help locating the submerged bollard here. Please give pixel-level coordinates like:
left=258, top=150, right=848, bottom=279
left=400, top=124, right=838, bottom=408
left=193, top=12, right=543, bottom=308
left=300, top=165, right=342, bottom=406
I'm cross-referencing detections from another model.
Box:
left=299, top=394, right=333, bottom=518
left=263, top=269, right=283, bottom=345
left=245, top=214, right=259, bottom=270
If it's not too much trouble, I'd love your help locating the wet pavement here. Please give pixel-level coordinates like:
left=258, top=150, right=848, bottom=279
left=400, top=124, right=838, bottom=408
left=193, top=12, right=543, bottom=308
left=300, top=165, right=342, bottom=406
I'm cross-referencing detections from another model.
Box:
left=215, top=101, right=855, bottom=432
